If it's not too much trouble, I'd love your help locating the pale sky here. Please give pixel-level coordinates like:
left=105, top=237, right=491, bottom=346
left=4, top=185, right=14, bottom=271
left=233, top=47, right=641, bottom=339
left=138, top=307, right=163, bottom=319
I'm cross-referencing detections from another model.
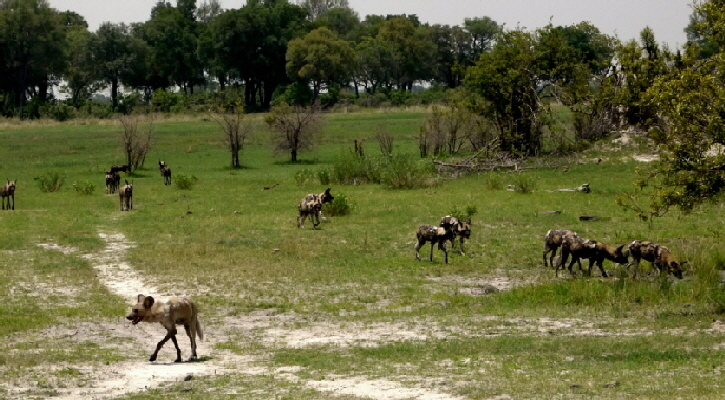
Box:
left=49, top=0, right=693, bottom=50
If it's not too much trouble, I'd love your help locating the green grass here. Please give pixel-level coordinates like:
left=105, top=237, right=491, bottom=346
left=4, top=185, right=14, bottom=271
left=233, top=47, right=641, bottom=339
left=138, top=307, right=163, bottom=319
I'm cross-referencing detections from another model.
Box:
left=2, top=109, right=725, bottom=399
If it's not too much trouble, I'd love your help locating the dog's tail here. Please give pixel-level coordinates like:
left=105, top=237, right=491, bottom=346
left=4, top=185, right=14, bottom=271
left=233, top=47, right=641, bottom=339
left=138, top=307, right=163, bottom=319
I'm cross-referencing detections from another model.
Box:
left=196, top=316, right=204, bottom=341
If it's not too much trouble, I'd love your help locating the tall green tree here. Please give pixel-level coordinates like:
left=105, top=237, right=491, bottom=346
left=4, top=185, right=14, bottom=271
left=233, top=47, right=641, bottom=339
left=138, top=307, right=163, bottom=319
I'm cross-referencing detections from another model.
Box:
left=143, top=0, right=203, bottom=94
left=618, top=0, right=725, bottom=216
left=209, top=0, right=308, bottom=111
left=286, top=27, right=355, bottom=100
left=297, top=0, right=348, bottom=21
left=0, top=0, right=66, bottom=117
left=90, top=23, right=143, bottom=110
left=376, top=17, right=436, bottom=90
left=465, top=29, right=543, bottom=155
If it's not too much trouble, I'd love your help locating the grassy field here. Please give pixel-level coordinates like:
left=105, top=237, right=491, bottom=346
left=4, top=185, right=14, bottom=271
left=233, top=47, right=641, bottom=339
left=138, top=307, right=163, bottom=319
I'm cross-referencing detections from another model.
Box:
left=2, top=109, right=725, bottom=399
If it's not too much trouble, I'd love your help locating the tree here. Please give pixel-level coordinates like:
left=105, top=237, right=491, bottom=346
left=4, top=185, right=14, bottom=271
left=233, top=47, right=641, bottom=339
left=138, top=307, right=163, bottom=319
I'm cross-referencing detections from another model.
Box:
left=90, top=23, right=144, bottom=110
left=265, top=104, right=324, bottom=162
left=62, top=20, right=97, bottom=105
left=118, top=115, right=154, bottom=172
left=465, top=29, right=544, bottom=155
left=209, top=1, right=308, bottom=111
left=617, top=0, right=725, bottom=216
left=314, top=6, right=359, bottom=41
left=355, top=36, right=401, bottom=93
left=286, top=27, right=355, bottom=101
left=296, top=0, right=348, bottom=21
left=211, top=105, right=251, bottom=168
left=376, top=17, right=436, bottom=90
left=0, top=0, right=66, bottom=117
left=142, top=1, right=203, bottom=95
left=464, top=16, right=499, bottom=61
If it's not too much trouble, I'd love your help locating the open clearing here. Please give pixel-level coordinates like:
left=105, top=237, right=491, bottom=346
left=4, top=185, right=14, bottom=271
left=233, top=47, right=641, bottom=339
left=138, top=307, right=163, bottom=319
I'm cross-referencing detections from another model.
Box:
left=3, top=113, right=725, bottom=399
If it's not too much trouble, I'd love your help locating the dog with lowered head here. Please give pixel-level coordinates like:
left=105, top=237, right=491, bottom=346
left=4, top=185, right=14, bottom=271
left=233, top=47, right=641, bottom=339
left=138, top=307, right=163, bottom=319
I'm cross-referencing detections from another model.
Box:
left=126, top=294, right=204, bottom=362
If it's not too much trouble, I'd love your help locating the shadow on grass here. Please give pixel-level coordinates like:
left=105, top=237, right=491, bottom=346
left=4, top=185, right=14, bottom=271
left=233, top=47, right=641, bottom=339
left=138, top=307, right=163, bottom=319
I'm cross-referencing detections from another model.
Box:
left=273, top=159, right=318, bottom=166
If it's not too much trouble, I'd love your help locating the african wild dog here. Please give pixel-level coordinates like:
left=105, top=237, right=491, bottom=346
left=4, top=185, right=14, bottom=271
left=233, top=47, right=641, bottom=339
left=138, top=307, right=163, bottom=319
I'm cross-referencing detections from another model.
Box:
left=105, top=171, right=120, bottom=194
left=558, top=237, right=628, bottom=277
left=542, top=229, right=579, bottom=269
left=440, top=216, right=472, bottom=255
left=415, top=224, right=455, bottom=263
left=625, top=240, right=684, bottom=279
left=119, top=180, right=133, bottom=211
left=158, top=160, right=166, bottom=177
left=110, top=164, right=130, bottom=174
left=297, top=188, right=334, bottom=229
left=126, top=294, right=203, bottom=362
left=1, top=179, right=16, bottom=210
left=162, top=165, right=172, bottom=185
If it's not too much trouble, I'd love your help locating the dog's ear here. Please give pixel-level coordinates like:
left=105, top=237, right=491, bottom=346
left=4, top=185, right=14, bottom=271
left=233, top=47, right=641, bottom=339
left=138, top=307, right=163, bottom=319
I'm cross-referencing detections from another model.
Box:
left=137, top=294, right=145, bottom=303
left=143, top=296, right=155, bottom=309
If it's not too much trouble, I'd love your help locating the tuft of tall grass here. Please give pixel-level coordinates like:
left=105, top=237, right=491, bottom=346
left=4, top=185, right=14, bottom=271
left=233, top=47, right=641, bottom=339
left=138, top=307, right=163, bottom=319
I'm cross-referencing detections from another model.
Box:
left=511, top=173, right=537, bottom=193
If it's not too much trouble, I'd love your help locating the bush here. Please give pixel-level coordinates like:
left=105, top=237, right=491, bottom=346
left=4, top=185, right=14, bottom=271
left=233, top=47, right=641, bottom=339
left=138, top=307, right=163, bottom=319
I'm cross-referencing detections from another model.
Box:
left=295, top=169, right=316, bottom=186
left=174, top=173, right=198, bottom=190
left=380, top=154, right=433, bottom=189
left=36, top=172, right=66, bottom=193
left=72, top=180, right=95, bottom=195
left=322, top=192, right=354, bottom=216
left=511, top=174, right=536, bottom=194
left=317, top=169, right=331, bottom=185
left=481, top=172, right=504, bottom=190
left=40, top=102, right=77, bottom=121
left=448, top=205, right=478, bottom=221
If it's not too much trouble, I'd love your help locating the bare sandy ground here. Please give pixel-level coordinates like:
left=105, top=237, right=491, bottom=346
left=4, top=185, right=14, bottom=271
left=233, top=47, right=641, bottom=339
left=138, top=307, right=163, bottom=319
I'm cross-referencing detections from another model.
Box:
left=15, top=231, right=472, bottom=400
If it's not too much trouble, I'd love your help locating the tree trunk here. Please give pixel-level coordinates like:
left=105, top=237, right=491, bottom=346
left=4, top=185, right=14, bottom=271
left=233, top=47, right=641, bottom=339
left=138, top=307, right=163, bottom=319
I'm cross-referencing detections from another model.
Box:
left=111, top=77, right=119, bottom=111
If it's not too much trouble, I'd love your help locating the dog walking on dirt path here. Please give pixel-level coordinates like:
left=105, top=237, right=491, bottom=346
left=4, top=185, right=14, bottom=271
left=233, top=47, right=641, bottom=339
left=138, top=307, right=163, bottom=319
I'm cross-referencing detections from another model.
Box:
left=126, top=294, right=204, bottom=362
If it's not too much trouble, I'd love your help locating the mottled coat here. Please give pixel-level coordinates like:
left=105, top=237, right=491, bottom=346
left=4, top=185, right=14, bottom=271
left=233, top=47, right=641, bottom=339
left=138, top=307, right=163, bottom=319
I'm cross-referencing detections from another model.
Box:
left=126, top=294, right=204, bottom=362
left=415, top=224, right=455, bottom=263
left=297, top=188, right=334, bottom=229
left=542, top=229, right=579, bottom=268
left=626, top=240, right=684, bottom=279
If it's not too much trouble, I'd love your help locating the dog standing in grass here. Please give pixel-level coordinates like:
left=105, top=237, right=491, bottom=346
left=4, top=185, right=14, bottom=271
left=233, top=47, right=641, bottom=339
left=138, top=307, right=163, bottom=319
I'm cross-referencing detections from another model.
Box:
left=126, top=294, right=204, bottom=362
left=297, top=188, right=334, bottom=229
left=119, top=180, right=133, bottom=211
left=1, top=179, right=16, bottom=210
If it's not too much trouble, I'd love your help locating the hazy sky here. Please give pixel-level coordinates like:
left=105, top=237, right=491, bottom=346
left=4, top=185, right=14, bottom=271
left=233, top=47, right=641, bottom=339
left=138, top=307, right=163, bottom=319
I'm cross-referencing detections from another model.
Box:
left=49, top=0, right=693, bottom=49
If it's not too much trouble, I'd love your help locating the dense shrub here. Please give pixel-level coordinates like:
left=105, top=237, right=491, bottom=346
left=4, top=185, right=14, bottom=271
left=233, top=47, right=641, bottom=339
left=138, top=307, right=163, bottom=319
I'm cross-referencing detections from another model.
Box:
left=174, top=173, right=198, bottom=190
left=36, top=172, right=66, bottom=192
left=380, top=153, right=433, bottom=189
left=322, top=192, right=354, bottom=216
left=72, top=180, right=95, bottom=195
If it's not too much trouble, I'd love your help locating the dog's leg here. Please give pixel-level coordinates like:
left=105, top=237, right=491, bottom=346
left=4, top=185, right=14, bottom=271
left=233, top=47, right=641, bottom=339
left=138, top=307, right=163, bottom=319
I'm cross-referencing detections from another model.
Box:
left=184, top=324, right=198, bottom=361
left=150, top=328, right=177, bottom=362
left=170, top=335, right=182, bottom=362
left=429, top=241, right=434, bottom=262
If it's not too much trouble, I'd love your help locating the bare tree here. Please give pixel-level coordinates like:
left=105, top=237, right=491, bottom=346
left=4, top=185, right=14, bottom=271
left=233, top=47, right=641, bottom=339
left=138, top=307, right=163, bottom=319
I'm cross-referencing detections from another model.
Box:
left=118, top=114, right=153, bottom=172
left=211, top=106, right=252, bottom=168
left=265, top=104, right=324, bottom=163
left=374, top=124, right=394, bottom=157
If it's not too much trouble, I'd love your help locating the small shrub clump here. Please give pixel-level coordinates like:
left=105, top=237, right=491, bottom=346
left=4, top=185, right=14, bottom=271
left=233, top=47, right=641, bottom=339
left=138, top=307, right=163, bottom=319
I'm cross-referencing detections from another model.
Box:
left=36, top=172, right=66, bottom=193
left=72, top=180, right=95, bottom=195
left=294, top=169, right=316, bottom=186
left=324, top=151, right=432, bottom=189
left=512, top=174, right=537, bottom=194
left=322, top=192, right=355, bottom=216
left=174, top=173, right=198, bottom=190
